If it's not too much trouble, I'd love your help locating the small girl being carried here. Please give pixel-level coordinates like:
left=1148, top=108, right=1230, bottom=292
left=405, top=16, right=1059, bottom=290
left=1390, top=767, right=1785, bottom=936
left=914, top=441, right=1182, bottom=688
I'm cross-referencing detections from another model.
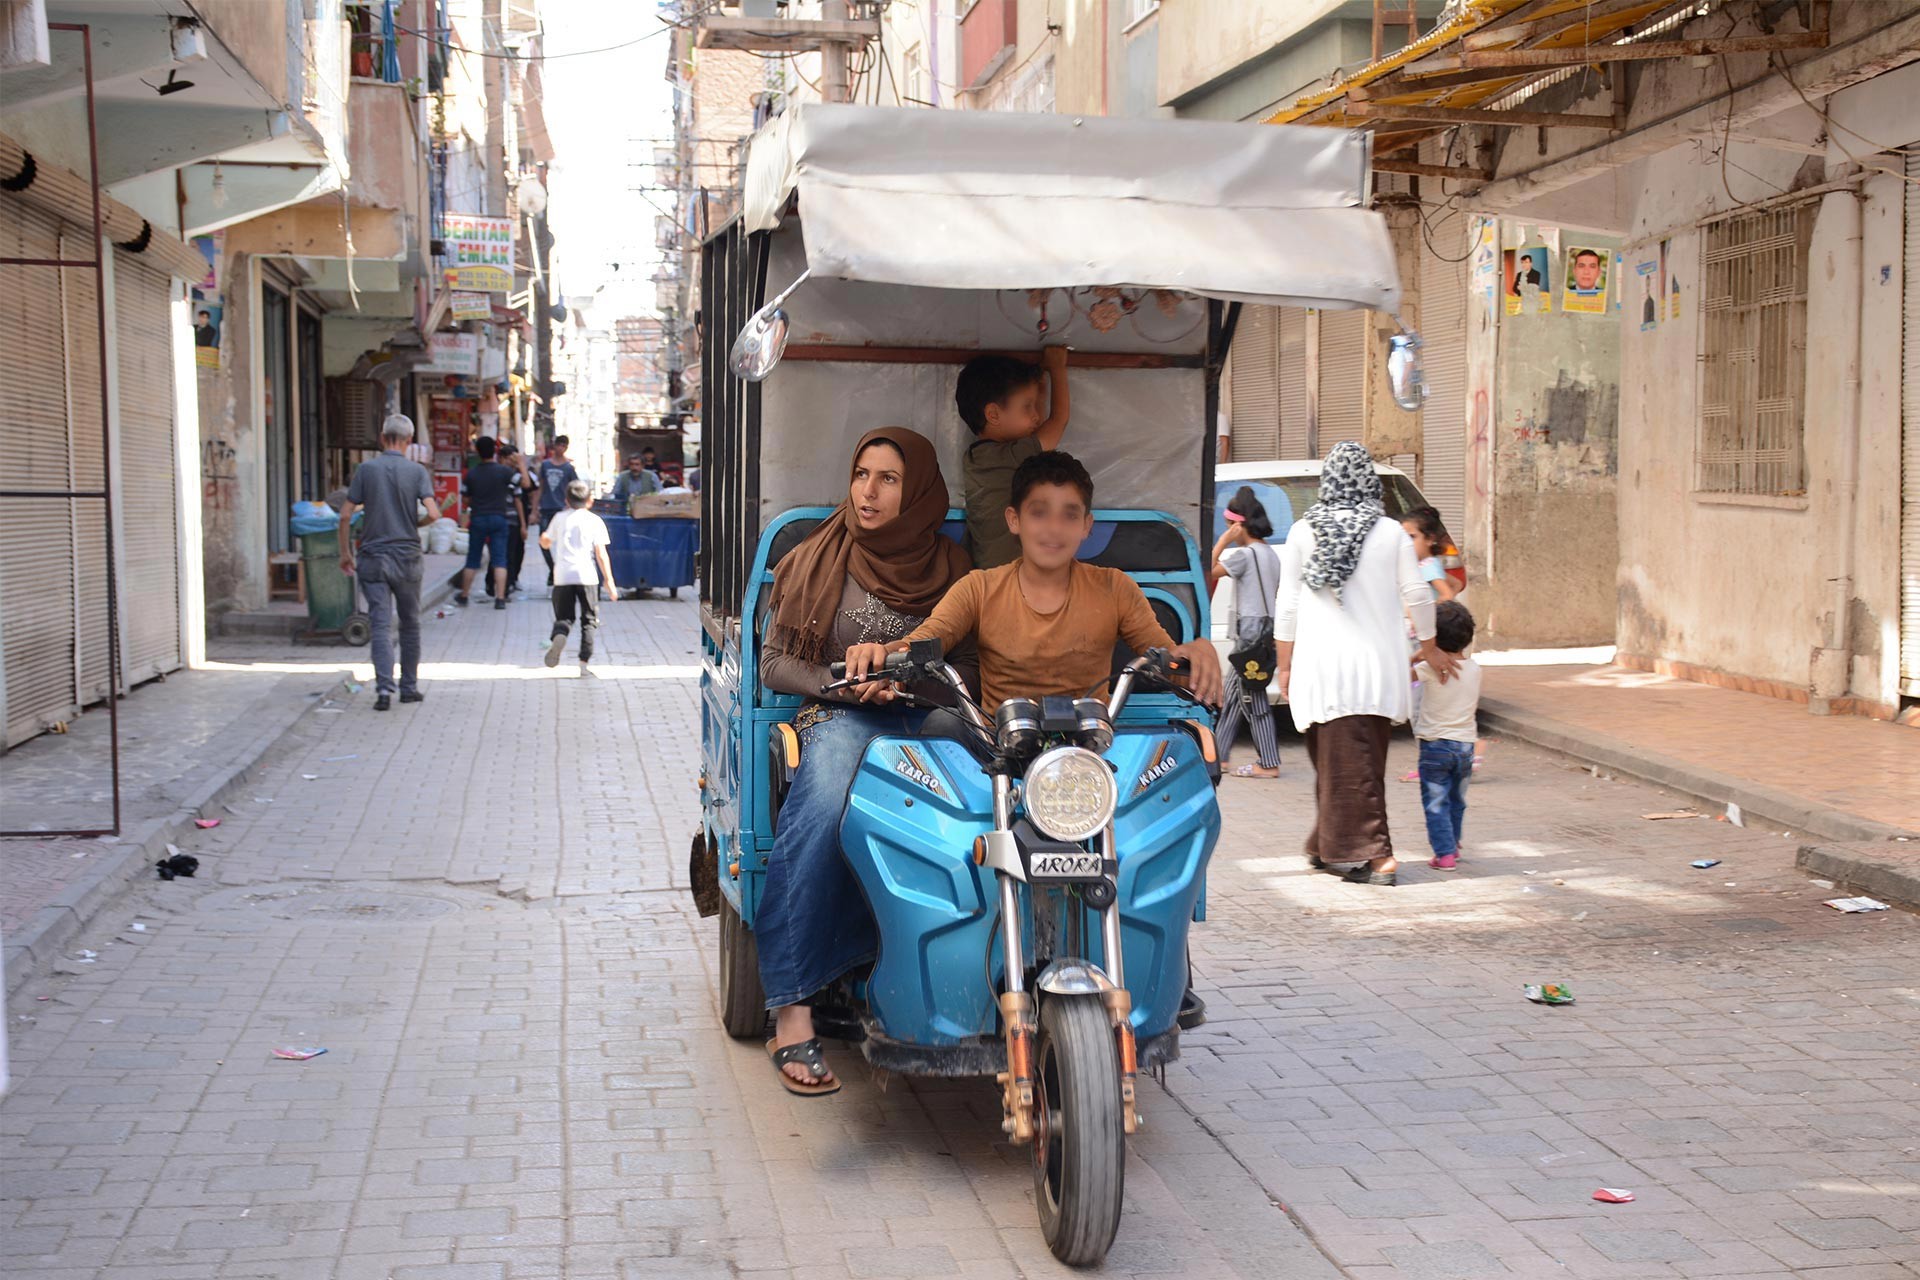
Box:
left=1400, top=505, right=1458, bottom=603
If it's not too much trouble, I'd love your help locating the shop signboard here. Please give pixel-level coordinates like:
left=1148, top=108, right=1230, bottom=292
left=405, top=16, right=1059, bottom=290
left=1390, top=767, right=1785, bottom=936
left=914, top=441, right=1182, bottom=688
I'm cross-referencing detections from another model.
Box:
left=418, top=332, right=480, bottom=375
left=442, top=212, right=515, bottom=293
left=451, top=290, right=493, bottom=320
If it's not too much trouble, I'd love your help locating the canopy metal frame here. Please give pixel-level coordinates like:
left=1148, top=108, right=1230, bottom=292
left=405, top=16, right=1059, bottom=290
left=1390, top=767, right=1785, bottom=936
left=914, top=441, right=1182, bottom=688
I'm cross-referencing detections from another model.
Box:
left=0, top=23, right=123, bottom=838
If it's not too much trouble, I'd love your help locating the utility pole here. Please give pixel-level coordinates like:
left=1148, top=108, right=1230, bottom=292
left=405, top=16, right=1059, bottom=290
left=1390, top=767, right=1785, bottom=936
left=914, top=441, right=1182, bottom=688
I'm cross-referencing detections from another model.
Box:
left=691, top=3, right=877, bottom=105
left=820, top=0, right=850, bottom=103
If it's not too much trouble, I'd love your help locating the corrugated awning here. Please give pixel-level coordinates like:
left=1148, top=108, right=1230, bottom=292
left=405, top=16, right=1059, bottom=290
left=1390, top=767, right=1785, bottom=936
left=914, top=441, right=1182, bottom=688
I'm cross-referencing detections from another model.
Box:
left=1267, top=0, right=1830, bottom=182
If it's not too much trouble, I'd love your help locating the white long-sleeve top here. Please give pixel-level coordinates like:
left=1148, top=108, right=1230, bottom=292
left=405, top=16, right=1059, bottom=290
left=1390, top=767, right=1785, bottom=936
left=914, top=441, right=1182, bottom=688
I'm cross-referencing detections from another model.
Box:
left=1273, top=516, right=1437, bottom=731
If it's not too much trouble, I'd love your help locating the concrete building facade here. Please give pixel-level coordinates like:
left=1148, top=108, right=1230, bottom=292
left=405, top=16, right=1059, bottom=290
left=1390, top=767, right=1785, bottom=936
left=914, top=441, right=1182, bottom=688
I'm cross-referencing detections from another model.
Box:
left=1255, top=0, right=1920, bottom=719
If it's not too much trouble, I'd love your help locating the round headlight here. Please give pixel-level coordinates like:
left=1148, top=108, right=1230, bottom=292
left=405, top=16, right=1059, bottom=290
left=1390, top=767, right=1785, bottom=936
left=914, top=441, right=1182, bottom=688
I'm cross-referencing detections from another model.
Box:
left=1022, top=746, right=1116, bottom=844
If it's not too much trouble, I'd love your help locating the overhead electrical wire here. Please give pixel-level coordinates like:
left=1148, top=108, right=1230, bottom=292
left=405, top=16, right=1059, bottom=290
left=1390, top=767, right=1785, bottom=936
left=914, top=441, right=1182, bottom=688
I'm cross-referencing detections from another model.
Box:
left=390, top=18, right=673, bottom=61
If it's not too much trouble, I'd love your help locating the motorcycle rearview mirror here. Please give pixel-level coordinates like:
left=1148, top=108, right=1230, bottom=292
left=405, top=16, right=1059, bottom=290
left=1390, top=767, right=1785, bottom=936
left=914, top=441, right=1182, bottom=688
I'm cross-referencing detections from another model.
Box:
left=728, top=269, right=811, bottom=382
left=1387, top=325, right=1427, bottom=412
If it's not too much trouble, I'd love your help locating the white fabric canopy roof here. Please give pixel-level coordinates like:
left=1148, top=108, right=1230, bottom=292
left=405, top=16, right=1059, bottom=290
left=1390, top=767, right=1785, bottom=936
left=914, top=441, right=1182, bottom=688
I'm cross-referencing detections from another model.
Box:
left=742, top=105, right=1401, bottom=314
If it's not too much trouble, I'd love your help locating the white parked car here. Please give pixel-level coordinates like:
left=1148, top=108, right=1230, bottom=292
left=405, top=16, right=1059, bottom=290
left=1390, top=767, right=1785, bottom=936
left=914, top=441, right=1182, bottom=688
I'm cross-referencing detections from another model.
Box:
left=1208, top=459, right=1466, bottom=703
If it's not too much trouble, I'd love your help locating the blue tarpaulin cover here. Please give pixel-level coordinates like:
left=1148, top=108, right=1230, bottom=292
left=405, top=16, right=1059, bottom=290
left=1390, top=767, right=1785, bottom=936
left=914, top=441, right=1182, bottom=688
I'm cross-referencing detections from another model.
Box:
left=605, top=516, right=696, bottom=591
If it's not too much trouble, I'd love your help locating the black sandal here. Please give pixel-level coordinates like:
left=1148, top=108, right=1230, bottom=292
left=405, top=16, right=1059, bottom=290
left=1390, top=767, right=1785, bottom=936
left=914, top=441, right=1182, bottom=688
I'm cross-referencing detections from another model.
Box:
left=766, top=1038, right=841, bottom=1096
left=1342, top=864, right=1397, bottom=886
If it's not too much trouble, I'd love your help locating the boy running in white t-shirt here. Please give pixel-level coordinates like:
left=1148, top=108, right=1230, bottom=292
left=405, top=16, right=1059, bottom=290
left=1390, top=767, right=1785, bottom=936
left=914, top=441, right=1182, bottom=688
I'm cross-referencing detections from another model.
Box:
left=538, top=480, right=613, bottom=670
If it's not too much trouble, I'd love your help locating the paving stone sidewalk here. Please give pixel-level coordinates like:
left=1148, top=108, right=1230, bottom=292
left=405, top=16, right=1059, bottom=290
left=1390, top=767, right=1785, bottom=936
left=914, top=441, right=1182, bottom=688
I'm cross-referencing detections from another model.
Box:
left=4, top=588, right=1919, bottom=1279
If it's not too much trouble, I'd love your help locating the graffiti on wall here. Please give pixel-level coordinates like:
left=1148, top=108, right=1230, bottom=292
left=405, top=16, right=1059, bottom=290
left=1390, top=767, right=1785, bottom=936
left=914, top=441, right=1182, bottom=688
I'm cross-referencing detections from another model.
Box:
left=201, top=437, right=237, bottom=513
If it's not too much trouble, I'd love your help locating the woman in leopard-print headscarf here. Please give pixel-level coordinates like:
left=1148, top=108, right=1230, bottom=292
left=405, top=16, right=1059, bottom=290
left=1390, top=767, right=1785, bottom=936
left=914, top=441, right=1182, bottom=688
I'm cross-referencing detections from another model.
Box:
left=1275, top=443, right=1460, bottom=887
left=754, top=427, right=973, bottom=1096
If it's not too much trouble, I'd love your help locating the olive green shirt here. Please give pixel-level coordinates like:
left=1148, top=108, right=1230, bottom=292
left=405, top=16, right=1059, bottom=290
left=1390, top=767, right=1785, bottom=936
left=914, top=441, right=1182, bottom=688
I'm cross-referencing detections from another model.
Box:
left=962, top=435, right=1041, bottom=569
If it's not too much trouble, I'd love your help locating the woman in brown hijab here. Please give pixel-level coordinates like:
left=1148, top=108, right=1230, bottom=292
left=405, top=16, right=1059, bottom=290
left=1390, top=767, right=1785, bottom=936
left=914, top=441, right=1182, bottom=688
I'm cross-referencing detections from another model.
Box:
left=756, top=427, right=971, bottom=1095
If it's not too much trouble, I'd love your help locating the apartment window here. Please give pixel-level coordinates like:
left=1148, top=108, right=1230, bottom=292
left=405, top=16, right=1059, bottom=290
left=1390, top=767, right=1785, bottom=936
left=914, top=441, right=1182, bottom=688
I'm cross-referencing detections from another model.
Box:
left=902, top=43, right=926, bottom=106
left=1123, top=0, right=1160, bottom=29
left=1695, top=202, right=1815, bottom=498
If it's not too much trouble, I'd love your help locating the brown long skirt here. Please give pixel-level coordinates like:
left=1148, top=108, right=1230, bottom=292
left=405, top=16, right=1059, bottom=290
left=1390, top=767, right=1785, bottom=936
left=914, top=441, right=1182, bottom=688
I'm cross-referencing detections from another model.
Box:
left=1303, top=714, right=1393, bottom=865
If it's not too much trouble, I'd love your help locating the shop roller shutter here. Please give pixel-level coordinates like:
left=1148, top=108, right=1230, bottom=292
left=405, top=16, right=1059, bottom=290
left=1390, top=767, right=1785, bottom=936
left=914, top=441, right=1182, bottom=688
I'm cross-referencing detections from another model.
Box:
left=1318, top=308, right=1366, bottom=452
left=0, top=199, right=81, bottom=745
left=1279, top=307, right=1309, bottom=458
left=1419, top=217, right=1470, bottom=541
left=114, top=254, right=182, bottom=684
left=1227, top=304, right=1280, bottom=462
left=65, top=225, right=113, bottom=707
left=1901, top=149, right=1920, bottom=696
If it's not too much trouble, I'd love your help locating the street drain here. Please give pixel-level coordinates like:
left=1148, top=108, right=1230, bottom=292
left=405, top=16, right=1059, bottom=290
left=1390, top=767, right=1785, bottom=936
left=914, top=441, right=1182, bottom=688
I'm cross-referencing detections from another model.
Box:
left=194, top=881, right=468, bottom=927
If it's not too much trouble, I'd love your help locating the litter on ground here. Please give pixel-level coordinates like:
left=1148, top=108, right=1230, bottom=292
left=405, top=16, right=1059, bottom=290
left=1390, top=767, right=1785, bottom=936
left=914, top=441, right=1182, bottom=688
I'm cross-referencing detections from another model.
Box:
left=1691, top=859, right=1721, bottom=869
left=1642, top=810, right=1700, bottom=821
left=1593, top=1188, right=1636, bottom=1204
left=193, top=818, right=220, bottom=829
left=1525, top=983, right=1575, bottom=1005
left=1826, top=897, right=1890, bottom=913
left=271, top=1046, right=328, bottom=1061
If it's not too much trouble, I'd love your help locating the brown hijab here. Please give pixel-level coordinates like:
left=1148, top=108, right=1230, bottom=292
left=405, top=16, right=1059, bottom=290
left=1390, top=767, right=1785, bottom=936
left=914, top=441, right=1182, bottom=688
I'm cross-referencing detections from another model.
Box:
left=767, top=426, right=970, bottom=665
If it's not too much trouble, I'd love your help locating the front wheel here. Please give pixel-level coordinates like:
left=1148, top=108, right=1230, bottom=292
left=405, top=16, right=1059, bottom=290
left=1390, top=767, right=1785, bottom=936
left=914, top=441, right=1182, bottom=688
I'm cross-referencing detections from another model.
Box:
left=1032, top=996, right=1125, bottom=1266
left=717, top=895, right=767, bottom=1039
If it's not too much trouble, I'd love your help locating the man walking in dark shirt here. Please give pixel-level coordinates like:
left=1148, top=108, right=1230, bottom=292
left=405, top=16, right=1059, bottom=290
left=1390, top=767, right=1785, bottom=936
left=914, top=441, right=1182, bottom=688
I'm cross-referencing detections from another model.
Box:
left=487, top=441, right=535, bottom=600
left=536, top=436, right=580, bottom=586
left=338, top=414, right=441, bottom=710
left=456, top=436, right=522, bottom=609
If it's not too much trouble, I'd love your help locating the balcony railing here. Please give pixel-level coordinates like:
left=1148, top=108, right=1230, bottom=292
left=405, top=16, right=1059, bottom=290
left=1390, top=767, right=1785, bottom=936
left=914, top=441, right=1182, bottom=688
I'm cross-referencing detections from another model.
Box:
left=348, top=0, right=403, bottom=83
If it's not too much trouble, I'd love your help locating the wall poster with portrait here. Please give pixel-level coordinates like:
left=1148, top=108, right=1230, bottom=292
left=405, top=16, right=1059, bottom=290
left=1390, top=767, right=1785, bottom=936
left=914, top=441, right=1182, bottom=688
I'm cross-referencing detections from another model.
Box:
left=1504, top=246, right=1552, bottom=315
left=1561, top=245, right=1611, bottom=314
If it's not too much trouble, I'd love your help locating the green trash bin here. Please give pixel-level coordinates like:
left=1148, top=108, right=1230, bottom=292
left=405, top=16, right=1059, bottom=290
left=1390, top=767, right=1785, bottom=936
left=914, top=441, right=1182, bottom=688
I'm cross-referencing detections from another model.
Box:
left=297, top=528, right=369, bottom=643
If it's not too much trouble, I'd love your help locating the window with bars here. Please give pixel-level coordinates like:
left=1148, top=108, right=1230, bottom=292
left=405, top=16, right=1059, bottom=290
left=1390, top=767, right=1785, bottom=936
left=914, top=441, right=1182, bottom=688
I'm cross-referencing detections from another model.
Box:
left=1695, top=202, right=1815, bottom=498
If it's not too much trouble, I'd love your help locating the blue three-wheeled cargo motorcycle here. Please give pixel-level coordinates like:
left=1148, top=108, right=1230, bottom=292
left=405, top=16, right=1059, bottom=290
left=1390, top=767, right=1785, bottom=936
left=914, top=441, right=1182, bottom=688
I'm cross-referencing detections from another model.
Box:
left=691, top=105, right=1416, bottom=1265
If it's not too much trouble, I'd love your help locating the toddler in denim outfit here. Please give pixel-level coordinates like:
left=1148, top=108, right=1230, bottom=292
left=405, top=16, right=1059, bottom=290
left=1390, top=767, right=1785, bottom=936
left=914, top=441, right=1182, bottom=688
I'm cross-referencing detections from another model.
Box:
left=1414, top=600, right=1480, bottom=871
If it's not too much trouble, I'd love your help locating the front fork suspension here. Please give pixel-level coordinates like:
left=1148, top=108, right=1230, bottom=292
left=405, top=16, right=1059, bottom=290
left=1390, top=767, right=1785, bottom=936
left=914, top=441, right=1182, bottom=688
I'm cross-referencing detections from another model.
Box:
left=994, top=866, right=1037, bottom=1144
left=1100, top=889, right=1141, bottom=1135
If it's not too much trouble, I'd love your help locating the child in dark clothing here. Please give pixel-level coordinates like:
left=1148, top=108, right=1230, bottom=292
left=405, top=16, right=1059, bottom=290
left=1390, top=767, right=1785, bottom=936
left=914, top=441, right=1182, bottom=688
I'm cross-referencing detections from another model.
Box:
left=957, top=349, right=1071, bottom=569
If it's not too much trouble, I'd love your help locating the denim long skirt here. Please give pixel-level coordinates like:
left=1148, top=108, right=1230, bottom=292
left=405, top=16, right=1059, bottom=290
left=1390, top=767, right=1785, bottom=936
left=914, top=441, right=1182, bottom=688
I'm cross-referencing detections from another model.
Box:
left=754, top=704, right=924, bottom=1009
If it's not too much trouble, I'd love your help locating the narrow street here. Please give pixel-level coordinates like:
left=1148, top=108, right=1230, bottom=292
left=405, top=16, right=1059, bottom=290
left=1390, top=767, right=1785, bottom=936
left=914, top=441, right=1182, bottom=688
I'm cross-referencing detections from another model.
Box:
left=6, top=592, right=1919, bottom=1280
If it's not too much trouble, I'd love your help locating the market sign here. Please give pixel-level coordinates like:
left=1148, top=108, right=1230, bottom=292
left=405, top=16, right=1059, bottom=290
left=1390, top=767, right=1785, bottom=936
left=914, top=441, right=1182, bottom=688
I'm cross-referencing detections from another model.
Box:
left=441, top=212, right=514, bottom=292
left=417, top=331, right=480, bottom=375
left=450, top=290, right=492, bottom=320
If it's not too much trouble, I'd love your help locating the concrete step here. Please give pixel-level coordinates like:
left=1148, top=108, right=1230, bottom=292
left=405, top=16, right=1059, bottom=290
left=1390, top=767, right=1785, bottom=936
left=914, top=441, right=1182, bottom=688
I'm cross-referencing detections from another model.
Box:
left=212, top=609, right=310, bottom=639
left=1797, top=840, right=1920, bottom=911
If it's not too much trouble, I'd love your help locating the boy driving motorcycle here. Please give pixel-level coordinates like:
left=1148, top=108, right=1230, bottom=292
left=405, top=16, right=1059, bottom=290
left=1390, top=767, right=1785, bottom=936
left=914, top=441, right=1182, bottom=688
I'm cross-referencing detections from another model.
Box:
left=844, top=451, right=1224, bottom=709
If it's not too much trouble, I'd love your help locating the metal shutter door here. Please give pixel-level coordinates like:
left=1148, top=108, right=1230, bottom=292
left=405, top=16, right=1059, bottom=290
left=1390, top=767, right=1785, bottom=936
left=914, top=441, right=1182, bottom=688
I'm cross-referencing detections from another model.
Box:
left=0, top=200, right=81, bottom=745
left=1902, top=149, right=1920, bottom=696
left=65, top=225, right=113, bottom=707
left=1279, top=307, right=1309, bottom=458
left=1228, top=304, right=1280, bottom=462
left=115, top=254, right=181, bottom=684
left=1419, top=218, right=1470, bottom=539
left=1318, top=308, right=1366, bottom=452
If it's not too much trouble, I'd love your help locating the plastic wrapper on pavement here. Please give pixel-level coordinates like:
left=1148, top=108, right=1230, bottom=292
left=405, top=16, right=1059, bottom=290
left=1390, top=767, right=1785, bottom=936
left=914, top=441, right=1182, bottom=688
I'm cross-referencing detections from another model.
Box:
left=604, top=515, right=697, bottom=597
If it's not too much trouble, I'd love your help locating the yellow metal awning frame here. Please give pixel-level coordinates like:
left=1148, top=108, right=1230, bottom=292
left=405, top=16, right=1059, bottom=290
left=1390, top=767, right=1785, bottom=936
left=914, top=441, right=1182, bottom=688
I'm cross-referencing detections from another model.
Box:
left=1266, top=0, right=1831, bottom=181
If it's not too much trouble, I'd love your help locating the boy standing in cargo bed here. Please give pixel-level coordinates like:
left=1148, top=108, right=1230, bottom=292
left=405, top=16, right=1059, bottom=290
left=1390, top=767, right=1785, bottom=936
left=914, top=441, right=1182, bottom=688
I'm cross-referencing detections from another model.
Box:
left=958, top=347, right=1070, bottom=569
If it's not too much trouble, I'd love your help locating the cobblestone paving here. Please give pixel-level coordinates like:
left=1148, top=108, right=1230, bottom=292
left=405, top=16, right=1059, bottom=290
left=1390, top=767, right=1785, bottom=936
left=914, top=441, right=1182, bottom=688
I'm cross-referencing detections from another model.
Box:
left=4, top=587, right=1919, bottom=1279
